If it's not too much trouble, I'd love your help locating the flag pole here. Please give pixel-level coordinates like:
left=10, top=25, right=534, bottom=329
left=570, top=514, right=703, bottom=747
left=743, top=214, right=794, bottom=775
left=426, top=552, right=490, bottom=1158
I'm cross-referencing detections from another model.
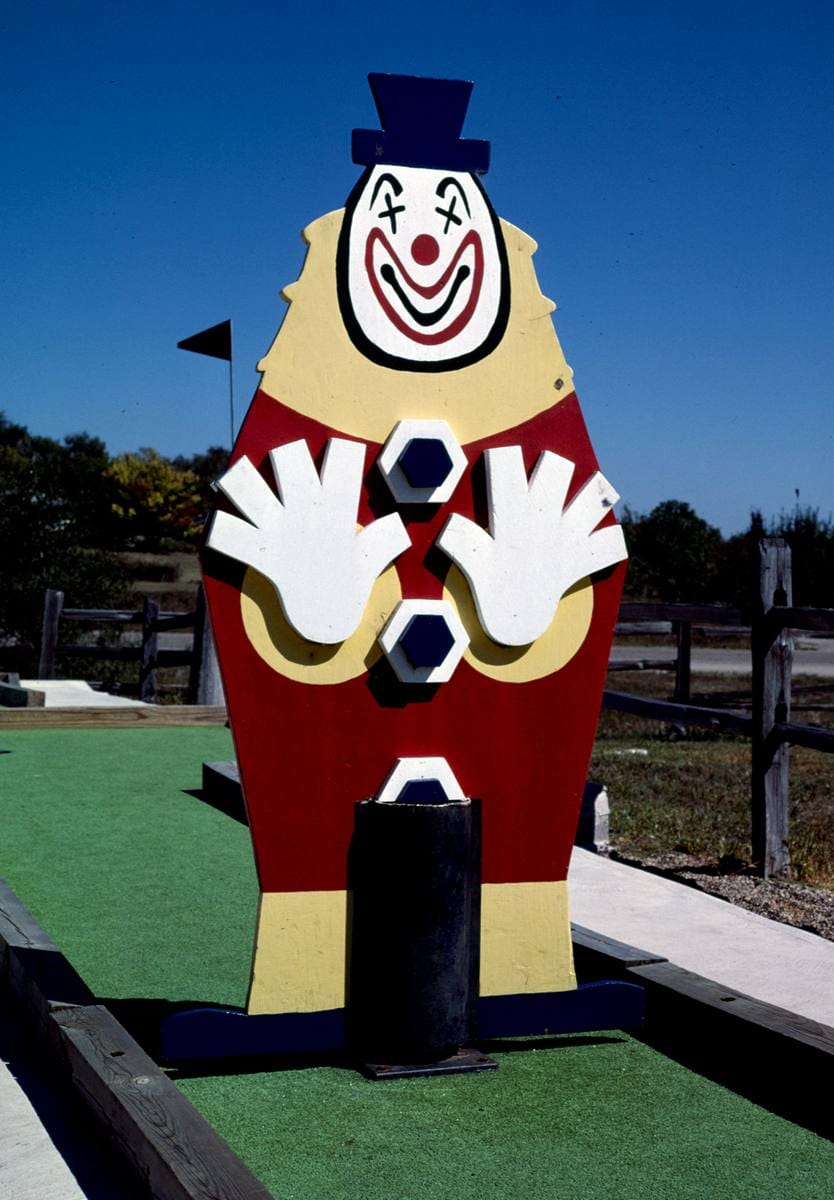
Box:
left=177, top=319, right=234, bottom=447
left=228, top=323, right=235, bottom=450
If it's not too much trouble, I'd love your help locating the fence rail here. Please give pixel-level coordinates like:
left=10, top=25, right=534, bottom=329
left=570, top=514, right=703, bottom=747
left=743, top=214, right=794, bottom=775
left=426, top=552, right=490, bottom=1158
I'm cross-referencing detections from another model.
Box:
left=607, top=538, right=834, bottom=879
left=771, top=606, right=834, bottom=634
left=603, top=689, right=754, bottom=737
left=36, top=588, right=223, bottom=706
left=618, top=602, right=745, bottom=626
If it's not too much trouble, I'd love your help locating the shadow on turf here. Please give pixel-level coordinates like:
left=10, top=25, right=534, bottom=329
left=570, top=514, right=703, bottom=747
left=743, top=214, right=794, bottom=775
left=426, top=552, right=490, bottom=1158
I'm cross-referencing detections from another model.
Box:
left=182, top=786, right=247, bottom=825
left=476, top=1034, right=625, bottom=1055
left=633, top=1027, right=833, bottom=1143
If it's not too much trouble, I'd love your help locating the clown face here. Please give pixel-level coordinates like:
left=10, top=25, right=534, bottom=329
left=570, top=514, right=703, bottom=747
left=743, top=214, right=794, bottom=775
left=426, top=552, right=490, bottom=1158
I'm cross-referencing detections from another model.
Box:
left=337, top=165, right=510, bottom=371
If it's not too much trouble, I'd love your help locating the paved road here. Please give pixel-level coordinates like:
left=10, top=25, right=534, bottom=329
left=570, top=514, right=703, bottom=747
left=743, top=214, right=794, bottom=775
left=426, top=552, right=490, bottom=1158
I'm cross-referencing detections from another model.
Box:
left=610, top=641, right=834, bottom=678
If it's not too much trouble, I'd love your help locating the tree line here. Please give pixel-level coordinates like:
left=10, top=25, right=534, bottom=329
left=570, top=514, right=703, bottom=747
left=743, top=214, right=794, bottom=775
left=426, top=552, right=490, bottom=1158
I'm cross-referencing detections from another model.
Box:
left=620, top=499, right=834, bottom=612
left=0, top=413, right=226, bottom=652
left=2, top=412, right=832, bottom=655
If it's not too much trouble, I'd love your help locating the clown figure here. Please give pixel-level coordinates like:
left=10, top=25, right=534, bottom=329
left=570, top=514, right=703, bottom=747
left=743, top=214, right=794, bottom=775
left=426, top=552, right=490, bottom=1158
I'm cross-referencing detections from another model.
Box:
left=202, top=73, right=628, bottom=1036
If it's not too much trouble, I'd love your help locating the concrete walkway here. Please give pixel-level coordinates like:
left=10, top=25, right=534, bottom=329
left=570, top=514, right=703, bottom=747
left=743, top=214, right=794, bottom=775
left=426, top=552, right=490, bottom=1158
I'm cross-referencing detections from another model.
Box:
left=569, top=847, right=834, bottom=1027
left=0, top=1059, right=86, bottom=1200
left=17, top=681, right=148, bottom=708
left=0, top=1006, right=140, bottom=1200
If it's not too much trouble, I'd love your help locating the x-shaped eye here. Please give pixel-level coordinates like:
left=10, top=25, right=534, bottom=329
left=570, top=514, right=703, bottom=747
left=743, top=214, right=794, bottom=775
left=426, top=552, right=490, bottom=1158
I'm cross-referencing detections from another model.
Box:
left=435, top=193, right=463, bottom=235
left=377, top=192, right=406, bottom=234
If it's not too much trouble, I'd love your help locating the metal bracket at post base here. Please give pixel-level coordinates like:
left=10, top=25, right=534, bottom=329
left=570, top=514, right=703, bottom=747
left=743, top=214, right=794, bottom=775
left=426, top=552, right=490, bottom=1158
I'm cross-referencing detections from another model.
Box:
left=159, top=980, right=645, bottom=1063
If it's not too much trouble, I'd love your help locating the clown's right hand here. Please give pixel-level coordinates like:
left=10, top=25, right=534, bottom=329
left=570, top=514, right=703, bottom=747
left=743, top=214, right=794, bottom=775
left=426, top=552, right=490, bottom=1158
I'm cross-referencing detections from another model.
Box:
left=207, top=439, right=411, bottom=644
left=437, top=446, right=627, bottom=647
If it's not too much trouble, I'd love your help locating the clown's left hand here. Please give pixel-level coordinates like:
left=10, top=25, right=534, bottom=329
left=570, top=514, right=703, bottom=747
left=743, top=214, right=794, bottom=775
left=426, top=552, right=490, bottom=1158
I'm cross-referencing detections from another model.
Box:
left=438, top=446, right=627, bottom=647
left=207, top=438, right=410, bottom=644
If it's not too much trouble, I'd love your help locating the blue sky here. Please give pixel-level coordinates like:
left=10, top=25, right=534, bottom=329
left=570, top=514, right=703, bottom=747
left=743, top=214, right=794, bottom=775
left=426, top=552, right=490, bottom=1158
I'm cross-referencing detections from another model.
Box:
left=3, top=1, right=832, bottom=534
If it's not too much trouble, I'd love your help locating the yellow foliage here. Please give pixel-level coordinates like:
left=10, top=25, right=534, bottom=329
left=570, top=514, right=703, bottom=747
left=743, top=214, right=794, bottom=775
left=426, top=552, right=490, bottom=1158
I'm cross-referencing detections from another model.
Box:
left=107, top=449, right=203, bottom=542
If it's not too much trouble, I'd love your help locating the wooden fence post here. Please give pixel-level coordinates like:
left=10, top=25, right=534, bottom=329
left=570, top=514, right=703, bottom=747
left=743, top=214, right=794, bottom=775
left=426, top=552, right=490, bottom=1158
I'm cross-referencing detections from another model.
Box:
left=188, top=586, right=225, bottom=706
left=672, top=619, right=691, bottom=703
left=38, top=589, right=64, bottom=678
left=139, top=598, right=160, bottom=704
left=751, top=538, right=792, bottom=879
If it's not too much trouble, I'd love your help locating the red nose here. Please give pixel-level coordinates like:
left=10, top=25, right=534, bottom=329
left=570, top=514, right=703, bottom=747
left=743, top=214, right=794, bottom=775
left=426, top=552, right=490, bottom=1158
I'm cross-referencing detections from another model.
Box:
left=411, top=234, right=440, bottom=266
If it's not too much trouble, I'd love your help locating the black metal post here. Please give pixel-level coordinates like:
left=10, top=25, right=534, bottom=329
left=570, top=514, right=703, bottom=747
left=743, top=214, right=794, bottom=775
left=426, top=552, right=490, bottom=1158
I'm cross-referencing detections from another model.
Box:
left=348, top=796, right=492, bottom=1078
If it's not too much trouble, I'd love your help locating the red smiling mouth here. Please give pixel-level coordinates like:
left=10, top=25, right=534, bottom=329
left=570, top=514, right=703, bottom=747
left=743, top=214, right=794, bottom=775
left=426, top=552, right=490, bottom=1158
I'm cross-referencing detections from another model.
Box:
left=364, top=227, right=485, bottom=345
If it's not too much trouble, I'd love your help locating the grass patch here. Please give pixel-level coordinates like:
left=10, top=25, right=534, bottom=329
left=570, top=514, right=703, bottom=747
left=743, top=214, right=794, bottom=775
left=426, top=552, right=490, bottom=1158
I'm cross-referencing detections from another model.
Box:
left=593, top=671, right=834, bottom=886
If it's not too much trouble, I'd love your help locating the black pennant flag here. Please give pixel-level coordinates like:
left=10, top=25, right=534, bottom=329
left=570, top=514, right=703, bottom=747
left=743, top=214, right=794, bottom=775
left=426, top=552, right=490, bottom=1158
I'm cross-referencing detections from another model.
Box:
left=177, top=320, right=232, bottom=362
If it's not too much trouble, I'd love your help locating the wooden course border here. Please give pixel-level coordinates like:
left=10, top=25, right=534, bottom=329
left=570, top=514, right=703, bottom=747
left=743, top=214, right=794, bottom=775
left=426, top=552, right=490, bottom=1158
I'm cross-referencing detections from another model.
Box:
left=572, top=922, right=834, bottom=1140
left=0, top=879, right=272, bottom=1200
left=2, top=879, right=832, bottom=1196
left=0, top=705, right=227, bottom=730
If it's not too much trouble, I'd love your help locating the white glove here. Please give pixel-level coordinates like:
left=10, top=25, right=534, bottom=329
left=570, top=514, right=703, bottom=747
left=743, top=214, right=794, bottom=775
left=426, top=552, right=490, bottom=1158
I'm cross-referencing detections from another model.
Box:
left=207, top=438, right=410, bottom=644
left=438, top=446, right=627, bottom=646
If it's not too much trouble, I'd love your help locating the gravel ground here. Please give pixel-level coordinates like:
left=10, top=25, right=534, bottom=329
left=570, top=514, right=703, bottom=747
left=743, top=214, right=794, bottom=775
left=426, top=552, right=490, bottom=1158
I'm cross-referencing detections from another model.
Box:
left=608, top=849, right=834, bottom=943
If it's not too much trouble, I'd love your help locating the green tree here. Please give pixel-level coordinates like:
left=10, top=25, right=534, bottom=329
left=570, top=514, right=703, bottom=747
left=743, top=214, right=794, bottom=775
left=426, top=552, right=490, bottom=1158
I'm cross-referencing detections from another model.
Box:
left=715, top=507, right=834, bottom=611
left=767, top=507, right=834, bottom=606
left=622, top=500, right=725, bottom=602
left=0, top=415, right=128, bottom=662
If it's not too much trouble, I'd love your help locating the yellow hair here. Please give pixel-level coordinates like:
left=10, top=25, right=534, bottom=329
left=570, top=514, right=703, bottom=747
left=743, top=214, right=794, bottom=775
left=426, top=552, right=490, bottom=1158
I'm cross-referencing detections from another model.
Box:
left=257, top=211, right=574, bottom=445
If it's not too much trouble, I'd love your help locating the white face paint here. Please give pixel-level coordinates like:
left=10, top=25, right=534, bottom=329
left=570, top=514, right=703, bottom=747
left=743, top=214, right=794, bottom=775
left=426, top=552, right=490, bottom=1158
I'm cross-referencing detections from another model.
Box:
left=338, top=165, right=509, bottom=370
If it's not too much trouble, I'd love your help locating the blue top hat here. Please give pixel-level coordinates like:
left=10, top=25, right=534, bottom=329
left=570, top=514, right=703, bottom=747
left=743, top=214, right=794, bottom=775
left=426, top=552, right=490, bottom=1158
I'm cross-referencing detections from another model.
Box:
left=352, top=73, right=490, bottom=175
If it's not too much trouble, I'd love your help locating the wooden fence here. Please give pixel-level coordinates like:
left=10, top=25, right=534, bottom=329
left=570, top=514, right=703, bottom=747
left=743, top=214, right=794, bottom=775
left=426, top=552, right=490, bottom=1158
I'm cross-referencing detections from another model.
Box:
left=37, top=587, right=223, bottom=705
left=606, top=538, right=834, bottom=878
left=29, top=539, right=834, bottom=877
left=613, top=600, right=745, bottom=704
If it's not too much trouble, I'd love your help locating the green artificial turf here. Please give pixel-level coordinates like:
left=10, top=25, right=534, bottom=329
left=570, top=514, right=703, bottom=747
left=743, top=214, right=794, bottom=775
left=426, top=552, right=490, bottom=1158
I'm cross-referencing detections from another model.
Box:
left=178, top=1039, right=834, bottom=1200
left=3, top=729, right=834, bottom=1200
left=0, top=727, right=254, bottom=1006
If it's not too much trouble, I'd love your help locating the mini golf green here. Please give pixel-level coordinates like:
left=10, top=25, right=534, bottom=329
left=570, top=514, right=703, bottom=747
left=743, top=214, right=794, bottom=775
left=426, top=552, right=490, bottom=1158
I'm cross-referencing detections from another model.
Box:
left=2, top=728, right=833, bottom=1200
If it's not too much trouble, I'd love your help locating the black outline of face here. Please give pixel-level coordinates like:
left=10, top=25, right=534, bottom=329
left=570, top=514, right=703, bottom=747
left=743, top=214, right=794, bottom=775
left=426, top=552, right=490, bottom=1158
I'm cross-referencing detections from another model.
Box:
left=336, top=167, right=511, bottom=373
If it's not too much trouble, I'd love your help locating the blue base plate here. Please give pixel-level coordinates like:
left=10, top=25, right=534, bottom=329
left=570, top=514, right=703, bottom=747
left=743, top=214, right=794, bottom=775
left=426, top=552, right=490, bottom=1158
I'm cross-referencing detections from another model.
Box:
left=160, top=980, right=644, bottom=1062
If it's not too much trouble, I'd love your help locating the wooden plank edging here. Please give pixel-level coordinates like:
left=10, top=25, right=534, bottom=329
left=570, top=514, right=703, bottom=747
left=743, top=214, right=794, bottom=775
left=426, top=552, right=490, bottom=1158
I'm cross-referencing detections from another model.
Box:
left=0, top=879, right=273, bottom=1200
left=0, top=705, right=227, bottom=729
left=570, top=923, right=668, bottom=969
left=571, top=917, right=834, bottom=1061
left=0, top=880, right=95, bottom=1036
left=572, top=918, right=834, bottom=1136
left=53, top=1005, right=274, bottom=1200
left=626, top=959, right=834, bottom=1059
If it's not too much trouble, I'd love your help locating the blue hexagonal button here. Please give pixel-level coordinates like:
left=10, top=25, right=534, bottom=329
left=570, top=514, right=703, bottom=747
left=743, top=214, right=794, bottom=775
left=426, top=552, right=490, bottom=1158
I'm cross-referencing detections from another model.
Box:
left=397, top=437, right=454, bottom=490
left=379, top=599, right=469, bottom=684
left=396, top=779, right=450, bottom=804
left=399, top=614, right=456, bottom=669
